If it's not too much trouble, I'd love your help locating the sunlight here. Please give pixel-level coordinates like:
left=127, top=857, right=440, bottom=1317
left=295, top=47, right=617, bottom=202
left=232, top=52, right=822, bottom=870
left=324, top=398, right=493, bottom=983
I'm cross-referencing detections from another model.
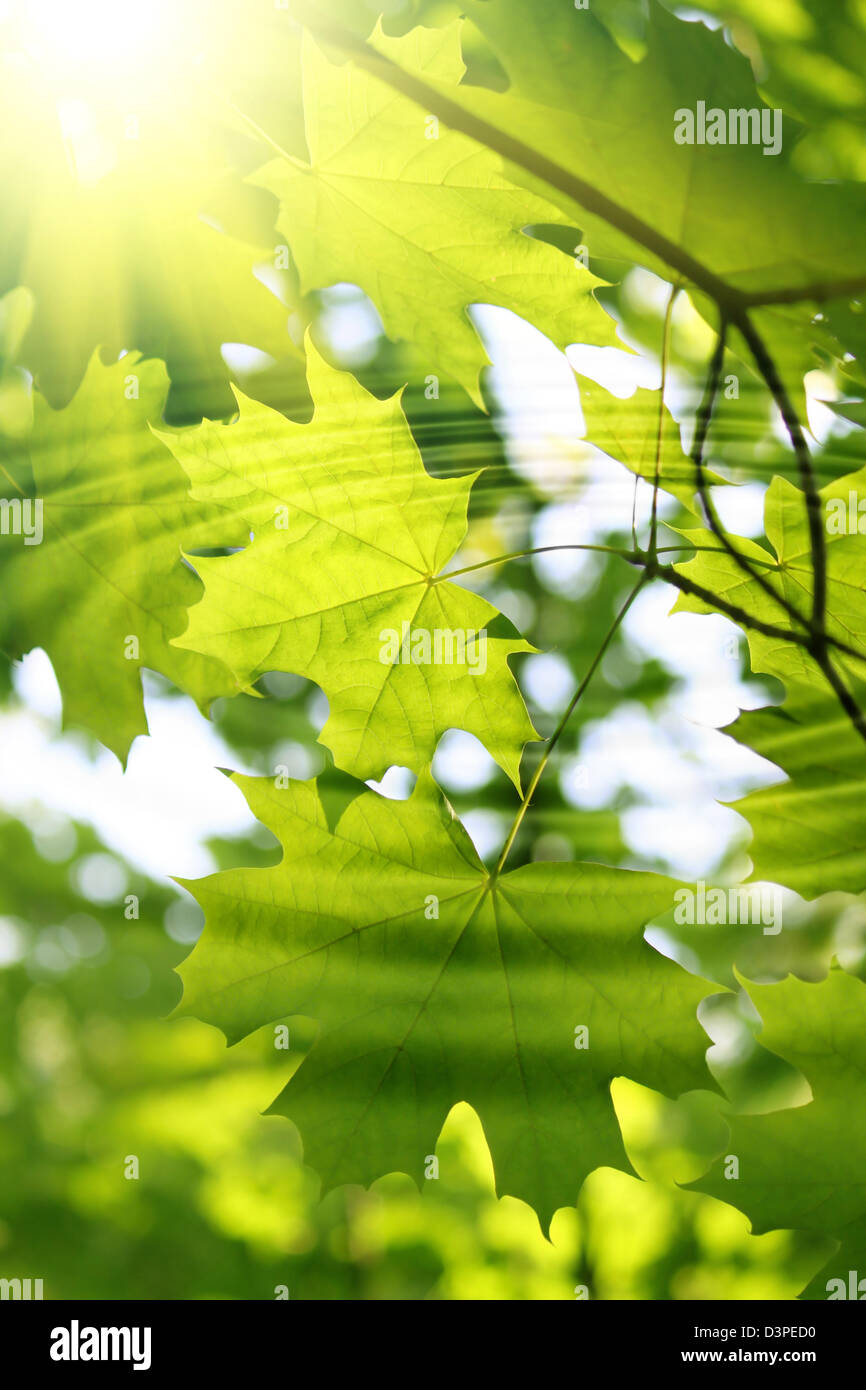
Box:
left=22, top=0, right=172, bottom=71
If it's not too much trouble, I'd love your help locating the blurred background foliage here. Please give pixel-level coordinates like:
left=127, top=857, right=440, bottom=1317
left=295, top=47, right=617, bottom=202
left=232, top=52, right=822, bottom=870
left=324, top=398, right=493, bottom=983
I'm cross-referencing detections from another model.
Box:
left=0, top=793, right=837, bottom=1299
left=1, top=0, right=865, bottom=1298
left=1, top=256, right=860, bottom=1296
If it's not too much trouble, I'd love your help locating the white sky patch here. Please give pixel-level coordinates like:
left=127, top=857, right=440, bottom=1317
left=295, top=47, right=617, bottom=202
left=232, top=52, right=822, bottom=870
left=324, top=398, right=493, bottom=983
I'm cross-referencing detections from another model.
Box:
left=708, top=481, right=768, bottom=539
left=472, top=304, right=586, bottom=492
left=460, top=809, right=506, bottom=864
left=566, top=343, right=659, bottom=396
left=475, top=302, right=679, bottom=553
left=318, top=284, right=384, bottom=368
left=433, top=730, right=497, bottom=793
left=560, top=701, right=777, bottom=879
left=1, top=652, right=258, bottom=880
left=623, top=584, right=775, bottom=722
left=623, top=802, right=745, bottom=881
left=221, top=342, right=277, bottom=376
left=365, top=765, right=415, bottom=800
left=521, top=652, right=575, bottom=714
left=530, top=499, right=604, bottom=593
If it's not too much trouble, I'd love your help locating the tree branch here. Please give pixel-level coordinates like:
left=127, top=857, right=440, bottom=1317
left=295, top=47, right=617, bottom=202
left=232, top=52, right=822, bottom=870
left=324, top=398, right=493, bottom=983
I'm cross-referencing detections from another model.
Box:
left=741, top=276, right=866, bottom=308
left=730, top=308, right=827, bottom=634
left=299, top=15, right=741, bottom=310
left=290, top=13, right=860, bottom=747
left=812, top=649, right=866, bottom=747
left=692, top=318, right=812, bottom=634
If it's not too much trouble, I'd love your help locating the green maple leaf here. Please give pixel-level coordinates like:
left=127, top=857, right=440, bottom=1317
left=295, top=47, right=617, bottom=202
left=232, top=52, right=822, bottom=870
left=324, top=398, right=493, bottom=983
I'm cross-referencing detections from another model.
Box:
left=15, top=166, right=291, bottom=420
left=670, top=465, right=866, bottom=895
left=0, top=52, right=293, bottom=417
left=577, top=375, right=726, bottom=515
left=452, top=0, right=866, bottom=297
left=249, top=21, right=620, bottom=407
left=0, top=351, right=246, bottom=761
left=658, top=877, right=855, bottom=992
left=299, top=0, right=865, bottom=410
left=176, top=770, right=717, bottom=1225
left=162, top=340, right=537, bottom=786
left=688, top=0, right=866, bottom=139
left=672, top=467, right=866, bottom=686
left=725, top=690, right=866, bottom=899
left=689, top=969, right=866, bottom=1299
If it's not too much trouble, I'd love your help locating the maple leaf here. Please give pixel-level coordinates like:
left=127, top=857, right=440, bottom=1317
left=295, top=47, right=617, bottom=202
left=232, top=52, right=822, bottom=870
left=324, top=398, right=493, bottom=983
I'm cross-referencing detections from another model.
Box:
left=250, top=21, right=621, bottom=406
left=689, top=969, right=866, bottom=1300
left=298, top=0, right=865, bottom=409
left=0, top=351, right=246, bottom=761
left=0, top=45, right=294, bottom=417
left=451, top=0, right=866, bottom=297
left=670, top=466, right=866, bottom=896
left=176, top=770, right=717, bottom=1226
left=577, top=375, right=727, bottom=515
left=162, top=339, right=538, bottom=787
left=721, top=689, right=866, bottom=900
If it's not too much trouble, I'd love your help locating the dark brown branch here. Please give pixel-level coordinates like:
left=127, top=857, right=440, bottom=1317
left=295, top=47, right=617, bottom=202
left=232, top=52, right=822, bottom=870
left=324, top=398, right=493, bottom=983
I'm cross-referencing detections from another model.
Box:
left=730, top=309, right=827, bottom=634
left=299, top=13, right=741, bottom=310
left=292, top=12, right=861, bottom=740
left=813, top=649, right=866, bottom=748
left=692, top=319, right=812, bottom=633
left=647, top=560, right=813, bottom=647
left=741, top=276, right=866, bottom=308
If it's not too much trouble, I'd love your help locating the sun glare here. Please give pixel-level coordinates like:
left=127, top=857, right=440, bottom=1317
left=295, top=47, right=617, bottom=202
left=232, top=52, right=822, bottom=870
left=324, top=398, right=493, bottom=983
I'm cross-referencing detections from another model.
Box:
left=21, top=0, right=171, bottom=70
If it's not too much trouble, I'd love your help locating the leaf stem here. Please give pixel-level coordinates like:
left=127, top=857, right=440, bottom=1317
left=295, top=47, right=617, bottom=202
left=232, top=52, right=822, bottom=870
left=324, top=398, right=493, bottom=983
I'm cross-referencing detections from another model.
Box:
left=648, top=284, right=678, bottom=556
left=439, top=541, right=783, bottom=583
left=439, top=542, right=866, bottom=660
left=0, top=460, right=26, bottom=498
left=439, top=543, right=638, bottom=580
left=491, top=573, right=648, bottom=878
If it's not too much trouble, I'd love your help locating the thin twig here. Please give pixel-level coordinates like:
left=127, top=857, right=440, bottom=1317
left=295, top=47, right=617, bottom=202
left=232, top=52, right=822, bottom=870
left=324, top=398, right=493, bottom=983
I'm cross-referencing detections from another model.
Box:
left=439, top=544, right=865, bottom=663
left=649, top=285, right=678, bottom=556
left=438, top=543, right=638, bottom=581
left=492, top=574, right=649, bottom=877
